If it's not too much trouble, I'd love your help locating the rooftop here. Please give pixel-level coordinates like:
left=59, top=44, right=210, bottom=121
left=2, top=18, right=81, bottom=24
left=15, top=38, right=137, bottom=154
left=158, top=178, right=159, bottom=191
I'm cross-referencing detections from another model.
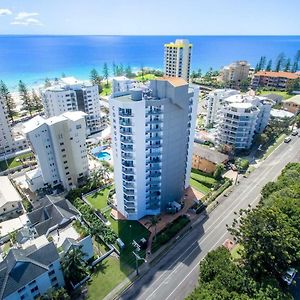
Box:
left=255, top=71, right=300, bottom=79
left=271, top=109, right=294, bottom=119
left=193, top=143, right=229, bottom=164
left=156, top=76, right=188, bottom=87
left=285, top=95, right=300, bottom=105
left=0, top=177, right=22, bottom=208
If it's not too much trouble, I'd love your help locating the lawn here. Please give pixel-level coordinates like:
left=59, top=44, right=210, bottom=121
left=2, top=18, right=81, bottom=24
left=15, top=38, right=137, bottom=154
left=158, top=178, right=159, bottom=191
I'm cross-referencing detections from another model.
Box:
left=100, top=83, right=112, bottom=96
left=106, top=209, right=150, bottom=271
left=86, top=186, right=113, bottom=212
left=87, top=256, right=132, bottom=300
left=262, top=133, right=287, bottom=160
left=135, top=73, right=158, bottom=82
left=231, top=244, right=244, bottom=260
left=190, top=178, right=211, bottom=194
left=0, top=152, right=34, bottom=172
left=258, top=90, right=292, bottom=100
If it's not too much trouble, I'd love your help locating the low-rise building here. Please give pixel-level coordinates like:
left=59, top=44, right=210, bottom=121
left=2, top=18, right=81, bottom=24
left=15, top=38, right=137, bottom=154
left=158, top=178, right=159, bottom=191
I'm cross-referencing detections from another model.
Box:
left=283, top=95, right=300, bottom=114
left=0, top=242, right=65, bottom=300
left=0, top=176, right=23, bottom=222
left=192, top=143, right=229, bottom=174
left=24, top=111, right=89, bottom=192
left=112, top=76, right=135, bottom=97
left=252, top=71, right=300, bottom=90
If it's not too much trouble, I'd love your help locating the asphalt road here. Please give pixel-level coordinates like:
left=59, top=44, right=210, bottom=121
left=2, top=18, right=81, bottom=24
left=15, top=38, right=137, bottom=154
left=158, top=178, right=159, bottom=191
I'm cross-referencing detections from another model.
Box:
left=120, top=135, right=300, bottom=300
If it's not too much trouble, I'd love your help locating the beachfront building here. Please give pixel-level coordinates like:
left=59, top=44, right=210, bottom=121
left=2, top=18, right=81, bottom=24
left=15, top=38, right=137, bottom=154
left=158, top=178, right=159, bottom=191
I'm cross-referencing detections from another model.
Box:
left=283, top=95, right=300, bottom=114
left=109, top=77, right=199, bottom=220
left=215, top=94, right=273, bottom=150
left=252, top=71, right=300, bottom=90
left=41, top=77, right=104, bottom=135
left=219, top=61, right=250, bottom=87
left=24, top=111, right=89, bottom=192
left=0, top=176, right=23, bottom=222
left=0, top=242, right=65, bottom=300
left=205, top=89, right=239, bottom=127
left=164, top=39, right=192, bottom=82
left=0, top=96, right=15, bottom=156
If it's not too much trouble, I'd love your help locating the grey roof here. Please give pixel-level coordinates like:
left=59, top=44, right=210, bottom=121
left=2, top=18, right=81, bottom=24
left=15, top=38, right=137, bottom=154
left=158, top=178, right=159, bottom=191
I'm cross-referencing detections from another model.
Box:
left=264, top=93, right=284, bottom=103
left=27, top=195, right=79, bottom=236
left=0, top=242, right=59, bottom=299
left=193, top=143, right=229, bottom=164
left=0, top=176, right=22, bottom=209
left=61, top=237, right=80, bottom=254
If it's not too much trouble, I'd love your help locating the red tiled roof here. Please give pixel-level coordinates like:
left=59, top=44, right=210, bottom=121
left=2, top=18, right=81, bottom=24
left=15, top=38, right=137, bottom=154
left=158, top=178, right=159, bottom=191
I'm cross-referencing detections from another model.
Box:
left=254, top=71, right=300, bottom=79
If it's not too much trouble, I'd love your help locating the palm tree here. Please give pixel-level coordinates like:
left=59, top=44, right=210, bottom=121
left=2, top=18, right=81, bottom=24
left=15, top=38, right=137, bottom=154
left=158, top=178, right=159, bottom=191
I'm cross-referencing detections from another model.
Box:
left=61, top=246, right=89, bottom=286
left=147, top=215, right=160, bottom=241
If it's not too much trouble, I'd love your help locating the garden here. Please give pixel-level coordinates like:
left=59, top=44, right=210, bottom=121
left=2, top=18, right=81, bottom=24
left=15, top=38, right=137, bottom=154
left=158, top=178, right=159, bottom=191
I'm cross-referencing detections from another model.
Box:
left=189, top=168, right=220, bottom=194
left=0, top=151, right=34, bottom=172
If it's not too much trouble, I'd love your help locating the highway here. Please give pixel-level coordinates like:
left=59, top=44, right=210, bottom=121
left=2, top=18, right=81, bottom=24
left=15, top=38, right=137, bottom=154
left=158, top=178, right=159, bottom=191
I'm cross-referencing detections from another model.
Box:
left=120, top=135, right=300, bottom=300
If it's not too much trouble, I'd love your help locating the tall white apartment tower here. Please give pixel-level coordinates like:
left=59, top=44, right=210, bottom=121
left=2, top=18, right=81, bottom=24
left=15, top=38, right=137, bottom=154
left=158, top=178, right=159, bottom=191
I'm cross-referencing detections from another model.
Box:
left=41, top=77, right=104, bottom=135
left=24, top=111, right=89, bottom=191
left=164, top=39, right=192, bottom=82
left=0, top=96, right=14, bottom=155
left=109, top=77, right=199, bottom=220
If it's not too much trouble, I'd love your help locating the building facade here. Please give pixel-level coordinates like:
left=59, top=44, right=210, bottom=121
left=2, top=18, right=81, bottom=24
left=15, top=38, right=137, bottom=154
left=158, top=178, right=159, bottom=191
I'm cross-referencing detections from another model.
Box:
left=164, top=39, right=192, bottom=82
left=24, top=111, right=89, bottom=192
left=205, top=89, right=239, bottom=127
left=109, top=77, right=198, bottom=220
left=252, top=71, right=300, bottom=90
left=219, top=61, right=250, bottom=87
left=0, top=96, right=15, bottom=156
left=283, top=95, right=300, bottom=113
left=41, top=77, right=104, bottom=135
left=0, top=242, right=65, bottom=300
left=215, top=95, right=273, bottom=150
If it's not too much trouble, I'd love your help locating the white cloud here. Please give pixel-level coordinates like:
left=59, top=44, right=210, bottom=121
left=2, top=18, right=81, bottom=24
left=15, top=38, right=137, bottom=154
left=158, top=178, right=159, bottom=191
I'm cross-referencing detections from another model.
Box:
left=0, top=8, right=12, bottom=16
left=11, top=12, right=43, bottom=26
left=15, top=12, right=39, bottom=20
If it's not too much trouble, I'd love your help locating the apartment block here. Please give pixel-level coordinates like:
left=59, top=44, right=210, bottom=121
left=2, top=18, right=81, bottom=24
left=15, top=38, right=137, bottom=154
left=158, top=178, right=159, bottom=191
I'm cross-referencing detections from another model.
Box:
left=109, top=77, right=198, bottom=220
left=41, top=77, right=104, bottom=135
left=216, top=94, right=273, bottom=150
left=205, top=89, right=239, bottom=127
left=24, top=111, right=89, bottom=192
left=252, top=71, right=300, bottom=90
left=0, top=242, right=65, bottom=300
left=219, top=61, right=250, bottom=87
left=164, top=39, right=192, bottom=81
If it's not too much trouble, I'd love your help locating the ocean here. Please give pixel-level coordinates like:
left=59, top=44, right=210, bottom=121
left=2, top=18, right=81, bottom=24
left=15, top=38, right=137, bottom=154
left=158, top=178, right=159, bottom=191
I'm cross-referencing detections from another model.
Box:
left=0, top=35, right=299, bottom=90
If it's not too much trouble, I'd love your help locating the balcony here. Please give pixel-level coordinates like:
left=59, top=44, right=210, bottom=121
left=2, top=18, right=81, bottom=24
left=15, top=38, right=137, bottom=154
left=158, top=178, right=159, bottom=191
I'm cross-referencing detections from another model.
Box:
left=120, top=137, right=133, bottom=144
left=122, top=168, right=135, bottom=175
left=146, top=135, right=161, bottom=142
left=146, top=119, right=163, bottom=126
left=121, top=152, right=133, bottom=159
left=119, top=121, right=132, bottom=127
left=146, top=109, right=162, bottom=115
left=146, top=127, right=162, bottom=133
left=123, top=182, right=135, bottom=188
left=146, top=143, right=162, bottom=150
left=123, top=188, right=135, bottom=196
left=120, top=129, right=133, bottom=135
left=119, top=112, right=133, bottom=117
left=121, top=145, right=134, bottom=152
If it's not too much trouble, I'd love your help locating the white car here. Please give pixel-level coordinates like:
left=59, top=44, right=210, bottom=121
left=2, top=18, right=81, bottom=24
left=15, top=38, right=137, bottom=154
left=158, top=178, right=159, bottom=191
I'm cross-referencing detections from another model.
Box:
left=291, top=130, right=298, bottom=136
left=282, top=268, right=297, bottom=285
left=284, top=137, right=292, bottom=143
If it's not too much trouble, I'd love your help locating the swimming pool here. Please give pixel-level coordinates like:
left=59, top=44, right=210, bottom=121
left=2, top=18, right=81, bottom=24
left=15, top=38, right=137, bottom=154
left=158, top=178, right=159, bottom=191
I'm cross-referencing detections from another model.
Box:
left=94, top=151, right=111, bottom=161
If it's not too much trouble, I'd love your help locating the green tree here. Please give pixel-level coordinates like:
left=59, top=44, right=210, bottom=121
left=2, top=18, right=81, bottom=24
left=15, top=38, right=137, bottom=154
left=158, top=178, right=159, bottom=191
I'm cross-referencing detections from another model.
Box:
left=112, top=62, right=117, bottom=76
left=146, top=215, right=160, bottom=241
left=125, top=65, right=135, bottom=78
left=266, top=59, right=272, bottom=71
left=61, top=72, right=66, bottom=78
left=229, top=207, right=300, bottom=281
left=291, top=49, right=300, bottom=72
left=31, top=89, right=43, bottom=112
left=44, top=78, right=51, bottom=88
left=61, top=246, right=89, bottom=286
left=287, top=77, right=300, bottom=94
left=0, top=80, right=16, bottom=121
left=284, top=58, right=291, bottom=71
left=274, top=52, right=285, bottom=72
left=239, top=78, right=250, bottom=92
left=257, top=56, right=266, bottom=71
left=103, top=63, right=110, bottom=87
left=18, top=80, right=33, bottom=116
left=213, top=164, right=224, bottom=180
left=90, top=68, right=103, bottom=93
left=296, top=114, right=300, bottom=128
left=40, top=287, right=70, bottom=300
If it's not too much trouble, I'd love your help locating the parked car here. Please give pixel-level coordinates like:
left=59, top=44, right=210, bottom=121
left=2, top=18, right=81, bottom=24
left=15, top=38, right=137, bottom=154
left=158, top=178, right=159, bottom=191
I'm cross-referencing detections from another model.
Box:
left=284, top=137, right=292, bottom=143
left=282, top=268, right=297, bottom=285
left=291, top=130, right=298, bottom=136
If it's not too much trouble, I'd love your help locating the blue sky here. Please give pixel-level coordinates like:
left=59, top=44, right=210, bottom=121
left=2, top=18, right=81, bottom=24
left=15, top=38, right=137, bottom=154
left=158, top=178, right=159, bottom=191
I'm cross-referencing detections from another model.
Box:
left=0, top=0, right=299, bottom=35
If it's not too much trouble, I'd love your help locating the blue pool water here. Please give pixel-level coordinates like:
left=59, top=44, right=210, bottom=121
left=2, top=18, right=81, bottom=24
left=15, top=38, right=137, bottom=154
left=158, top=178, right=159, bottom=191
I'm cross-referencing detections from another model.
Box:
left=94, top=151, right=111, bottom=161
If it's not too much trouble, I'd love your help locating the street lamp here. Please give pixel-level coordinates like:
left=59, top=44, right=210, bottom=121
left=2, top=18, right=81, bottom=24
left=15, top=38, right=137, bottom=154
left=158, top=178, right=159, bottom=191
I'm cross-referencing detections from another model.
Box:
left=132, top=251, right=147, bottom=276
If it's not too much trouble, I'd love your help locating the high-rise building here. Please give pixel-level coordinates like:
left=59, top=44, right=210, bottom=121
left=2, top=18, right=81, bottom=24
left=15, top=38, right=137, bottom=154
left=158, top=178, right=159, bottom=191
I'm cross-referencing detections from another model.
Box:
left=109, top=77, right=199, bottom=220
left=215, top=95, right=273, bottom=150
left=206, top=89, right=239, bottom=127
left=219, top=61, right=250, bottom=87
left=41, top=77, right=104, bottom=135
left=24, top=111, right=89, bottom=192
left=0, top=96, right=15, bottom=156
left=164, top=39, right=192, bottom=82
